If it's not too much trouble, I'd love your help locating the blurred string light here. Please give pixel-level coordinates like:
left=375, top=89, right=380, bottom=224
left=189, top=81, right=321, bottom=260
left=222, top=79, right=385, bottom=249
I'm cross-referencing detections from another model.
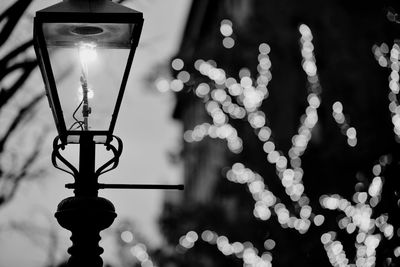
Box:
left=178, top=230, right=273, bottom=267
left=322, top=231, right=381, bottom=267
left=222, top=24, right=324, bottom=224
left=184, top=61, right=244, bottom=153
left=226, top=163, right=325, bottom=233
left=186, top=24, right=322, bottom=225
left=183, top=53, right=272, bottom=153
left=154, top=57, right=189, bottom=93
left=166, top=25, right=349, bottom=220
left=372, top=42, right=400, bottom=141
left=388, top=44, right=400, bottom=141
left=273, top=24, right=322, bottom=206
left=155, top=19, right=400, bottom=267
left=179, top=24, right=373, bottom=238
left=193, top=53, right=286, bottom=173
left=118, top=229, right=157, bottom=267
left=154, top=19, right=235, bottom=93
left=332, top=101, right=357, bottom=147
left=220, top=19, right=235, bottom=49
left=185, top=43, right=271, bottom=151
left=192, top=55, right=311, bottom=204
left=288, top=24, right=321, bottom=163
left=183, top=122, right=243, bottom=153
left=130, top=243, right=156, bottom=267
left=321, top=233, right=350, bottom=267
left=222, top=24, right=324, bottom=219
left=372, top=43, right=389, bottom=68
left=320, top=159, right=395, bottom=267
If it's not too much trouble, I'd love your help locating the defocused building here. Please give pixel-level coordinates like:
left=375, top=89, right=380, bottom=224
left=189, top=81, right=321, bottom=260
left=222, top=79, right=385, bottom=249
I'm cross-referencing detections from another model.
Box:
left=159, top=1, right=399, bottom=266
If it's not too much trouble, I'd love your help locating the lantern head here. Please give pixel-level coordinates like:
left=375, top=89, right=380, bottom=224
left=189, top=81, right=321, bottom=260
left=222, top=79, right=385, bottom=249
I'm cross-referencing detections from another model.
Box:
left=34, top=0, right=143, bottom=144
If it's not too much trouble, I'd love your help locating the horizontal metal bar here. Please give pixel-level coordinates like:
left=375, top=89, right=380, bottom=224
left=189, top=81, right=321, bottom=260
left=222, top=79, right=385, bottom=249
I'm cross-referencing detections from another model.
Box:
left=99, top=183, right=184, bottom=190
left=65, top=183, right=184, bottom=190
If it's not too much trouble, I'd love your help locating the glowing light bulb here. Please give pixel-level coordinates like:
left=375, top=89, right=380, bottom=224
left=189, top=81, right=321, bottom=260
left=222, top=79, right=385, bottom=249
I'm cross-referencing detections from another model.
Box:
left=76, top=42, right=97, bottom=131
left=78, top=42, right=97, bottom=65
left=78, top=42, right=97, bottom=81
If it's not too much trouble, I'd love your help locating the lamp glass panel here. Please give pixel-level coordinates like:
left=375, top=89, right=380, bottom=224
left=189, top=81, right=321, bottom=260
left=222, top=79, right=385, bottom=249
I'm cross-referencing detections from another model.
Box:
left=42, top=23, right=133, bottom=131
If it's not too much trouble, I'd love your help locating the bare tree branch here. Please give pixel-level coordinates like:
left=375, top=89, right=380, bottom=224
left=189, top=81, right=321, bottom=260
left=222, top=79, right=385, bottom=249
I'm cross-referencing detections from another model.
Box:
left=0, top=0, right=34, bottom=46
left=0, top=124, right=49, bottom=206
left=0, top=39, right=34, bottom=68
left=0, top=60, right=37, bottom=109
left=0, top=92, right=45, bottom=153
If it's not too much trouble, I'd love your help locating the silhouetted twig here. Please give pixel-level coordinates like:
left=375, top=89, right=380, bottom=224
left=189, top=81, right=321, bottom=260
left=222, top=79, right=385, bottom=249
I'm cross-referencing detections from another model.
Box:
left=0, top=0, right=33, bottom=46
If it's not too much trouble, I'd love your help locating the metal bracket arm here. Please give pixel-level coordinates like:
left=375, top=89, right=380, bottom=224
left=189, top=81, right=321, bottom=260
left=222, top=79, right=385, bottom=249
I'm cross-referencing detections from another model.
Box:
left=51, top=135, right=123, bottom=181
left=66, top=183, right=184, bottom=190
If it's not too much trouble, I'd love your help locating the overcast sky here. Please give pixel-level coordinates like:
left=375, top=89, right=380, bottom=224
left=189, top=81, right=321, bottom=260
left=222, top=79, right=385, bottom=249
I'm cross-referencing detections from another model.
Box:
left=0, top=0, right=190, bottom=266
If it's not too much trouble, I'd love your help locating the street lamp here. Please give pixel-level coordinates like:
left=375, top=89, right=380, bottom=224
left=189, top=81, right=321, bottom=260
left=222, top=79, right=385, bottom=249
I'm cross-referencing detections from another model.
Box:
left=33, top=1, right=183, bottom=266
left=34, top=0, right=143, bottom=145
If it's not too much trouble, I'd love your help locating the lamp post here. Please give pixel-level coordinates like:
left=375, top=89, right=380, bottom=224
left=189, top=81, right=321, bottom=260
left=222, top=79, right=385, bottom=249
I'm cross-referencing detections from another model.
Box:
left=33, top=1, right=183, bottom=266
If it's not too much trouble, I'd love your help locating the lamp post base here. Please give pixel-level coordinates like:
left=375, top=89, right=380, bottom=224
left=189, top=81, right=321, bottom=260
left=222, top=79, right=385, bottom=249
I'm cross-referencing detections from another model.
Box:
left=55, top=196, right=117, bottom=267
